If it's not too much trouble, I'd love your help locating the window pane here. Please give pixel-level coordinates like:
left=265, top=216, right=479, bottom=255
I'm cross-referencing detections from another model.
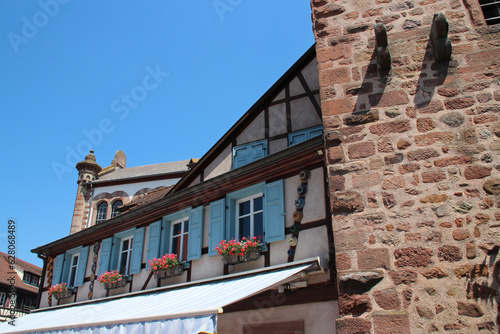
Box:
left=239, top=200, right=250, bottom=215
left=121, top=239, right=130, bottom=252
left=239, top=216, right=251, bottom=239
left=172, top=236, right=181, bottom=256
left=119, top=252, right=128, bottom=274
left=254, top=196, right=263, bottom=212
left=173, top=223, right=182, bottom=236
left=184, top=220, right=189, bottom=233
left=254, top=212, right=264, bottom=237
left=96, top=203, right=108, bottom=223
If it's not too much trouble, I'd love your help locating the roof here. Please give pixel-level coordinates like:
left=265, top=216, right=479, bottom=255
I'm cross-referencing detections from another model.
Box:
left=0, top=252, right=42, bottom=294
left=118, top=186, right=174, bottom=213
left=92, top=160, right=191, bottom=184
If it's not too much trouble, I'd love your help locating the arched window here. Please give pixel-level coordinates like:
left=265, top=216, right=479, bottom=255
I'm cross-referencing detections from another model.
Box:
left=96, top=202, right=108, bottom=224
left=111, top=200, right=123, bottom=218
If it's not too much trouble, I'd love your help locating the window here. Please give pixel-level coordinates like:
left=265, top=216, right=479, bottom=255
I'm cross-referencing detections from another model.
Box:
left=67, top=254, right=79, bottom=287
left=236, top=193, right=263, bottom=239
left=232, top=140, right=267, bottom=169
left=118, top=236, right=133, bottom=275
left=96, top=202, right=108, bottom=224
left=23, top=273, right=31, bottom=284
left=208, top=180, right=285, bottom=256
left=30, top=276, right=39, bottom=286
left=145, top=207, right=203, bottom=266
left=97, top=227, right=145, bottom=277
left=171, top=217, right=189, bottom=262
left=52, top=246, right=89, bottom=288
left=288, top=125, right=323, bottom=146
left=0, top=292, right=6, bottom=306
left=480, top=0, right=500, bottom=25
left=111, top=200, right=123, bottom=218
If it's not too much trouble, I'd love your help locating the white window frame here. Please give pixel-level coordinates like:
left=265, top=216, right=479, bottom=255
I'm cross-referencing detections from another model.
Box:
left=170, top=217, right=189, bottom=262
left=118, top=235, right=134, bottom=275
left=96, top=202, right=108, bottom=224
left=111, top=200, right=123, bottom=218
left=67, top=254, right=79, bottom=288
left=235, top=193, right=264, bottom=240
left=30, top=276, right=39, bottom=286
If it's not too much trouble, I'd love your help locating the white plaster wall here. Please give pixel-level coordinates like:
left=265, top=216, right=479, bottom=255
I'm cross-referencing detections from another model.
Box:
left=204, top=145, right=232, bottom=181
left=235, top=111, right=265, bottom=145
left=218, top=300, right=338, bottom=334
left=302, top=58, right=320, bottom=91
left=268, top=102, right=287, bottom=137
left=190, top=254, right=223, bottom=281
left=290, top=96, right=322, bottom=131
left=93, top=178, right=180, bottom=201
left=289, top=75, right=306, bottom=96
left=268, top=137, right=288, bottom=155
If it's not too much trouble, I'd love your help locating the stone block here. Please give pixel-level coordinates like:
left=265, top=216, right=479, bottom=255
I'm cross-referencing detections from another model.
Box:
left=394, top=247, right=433, bottom=267
left=335, top=229, right=367, bottom=251
left=373, top=288, right=401, bottom=310
left=369, top=120, right=411, bottom=136
left=348, top=142, right=376, bottom=159
left=358, top=248, right=391, bottom=270
left=373, top=311, right=411, bottom=334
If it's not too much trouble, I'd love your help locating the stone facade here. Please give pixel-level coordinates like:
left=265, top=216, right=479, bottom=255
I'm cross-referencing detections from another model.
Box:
left=312, top=0, right=500, bottom=332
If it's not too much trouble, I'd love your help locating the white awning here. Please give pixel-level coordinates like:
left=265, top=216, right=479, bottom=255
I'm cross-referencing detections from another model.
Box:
left=0, top=263, right=311, bottom=334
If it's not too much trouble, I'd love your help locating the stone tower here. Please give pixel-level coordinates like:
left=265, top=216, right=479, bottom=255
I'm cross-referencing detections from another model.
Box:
left=311, top=0, right=500, bottom=332
left=69, top=150, right=102, bottom=234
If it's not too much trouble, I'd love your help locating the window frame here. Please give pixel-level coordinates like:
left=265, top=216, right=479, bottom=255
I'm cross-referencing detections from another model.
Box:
left=170, top=217, right=190, bottom=262
left=235, top=192, right=264, bottom=240
left=208, top=180, right=285, bottom=256
left=67, top=253, right=79, bottom=288
left=23, top=273, right=31, bottom=284
left=95, top=201, right=108, bottom=224
left=97, top=227, right=145, bottom=277
left=0, top=292, right=6, bottom=306
left=52, top=246, right=89, bottom=288
left=118, top=235, right=134, bottom=276
left=111, top=199, right=123, bottom=218
left=479, top=0, right=500, bottom=25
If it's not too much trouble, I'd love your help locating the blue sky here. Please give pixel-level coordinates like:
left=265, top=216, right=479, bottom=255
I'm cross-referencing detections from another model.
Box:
left=0, top=1, right=315, bottom=267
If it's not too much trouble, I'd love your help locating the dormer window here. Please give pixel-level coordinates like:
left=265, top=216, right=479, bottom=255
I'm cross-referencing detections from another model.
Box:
left=96, top=202, right=108, bottom=224
left=111, top=200, right=123, bottom=218
left=480, top=0, right=500, bottom=25
left=23, top=272, right=39, bottom=286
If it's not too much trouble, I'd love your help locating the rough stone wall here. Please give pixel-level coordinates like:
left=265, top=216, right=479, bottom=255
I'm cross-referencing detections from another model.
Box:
left=311, top=0, right=500, bottom=332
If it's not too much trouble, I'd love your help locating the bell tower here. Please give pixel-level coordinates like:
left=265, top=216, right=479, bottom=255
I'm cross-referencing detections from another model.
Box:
left=69, top=150, right=102, bottom=234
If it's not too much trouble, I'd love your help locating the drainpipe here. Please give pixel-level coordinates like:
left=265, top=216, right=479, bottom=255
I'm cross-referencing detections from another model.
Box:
left=35, top=253, right=47, bottom=309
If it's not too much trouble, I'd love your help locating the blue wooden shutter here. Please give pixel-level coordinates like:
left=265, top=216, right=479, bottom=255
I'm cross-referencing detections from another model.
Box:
left=97, top=237, right=113, bottom=276
left=309, top=127, right=323, bottom=138
left=61, top=253, right=72, bottom=284
left=52, top=254, right=65, bottom=286
left=74, top=246, right=89, bottom=287
left=289, top=131, right=308, bottom=146
left=264, top=179, right=285, bottom=243
left=233, top=145, right=250, bottom=169
left=146, top=221, right=162, bottom=268
left=250, top=140, right=267, bottom=162
left=209, top=199, right=225, bottom=256
left=233, top=140, right=267, bottom=169
left=187, top=206, right=203, bottom=261
left=130, top=227, right=145, bottom=274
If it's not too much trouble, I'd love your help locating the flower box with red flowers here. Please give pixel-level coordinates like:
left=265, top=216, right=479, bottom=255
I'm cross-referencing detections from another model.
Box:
left=149, top=253, right=185, bottom=280
left=49, top=283, right=74, bottom=300
left=98, top=270, right=129, bottom=290
left=215, top=236, right=263, bottom=265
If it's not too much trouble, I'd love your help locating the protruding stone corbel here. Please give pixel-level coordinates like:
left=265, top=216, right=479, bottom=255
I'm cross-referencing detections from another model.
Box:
left=430, top=13, right=452, bottom=62
left=374, top=23, right=391, bottom=70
